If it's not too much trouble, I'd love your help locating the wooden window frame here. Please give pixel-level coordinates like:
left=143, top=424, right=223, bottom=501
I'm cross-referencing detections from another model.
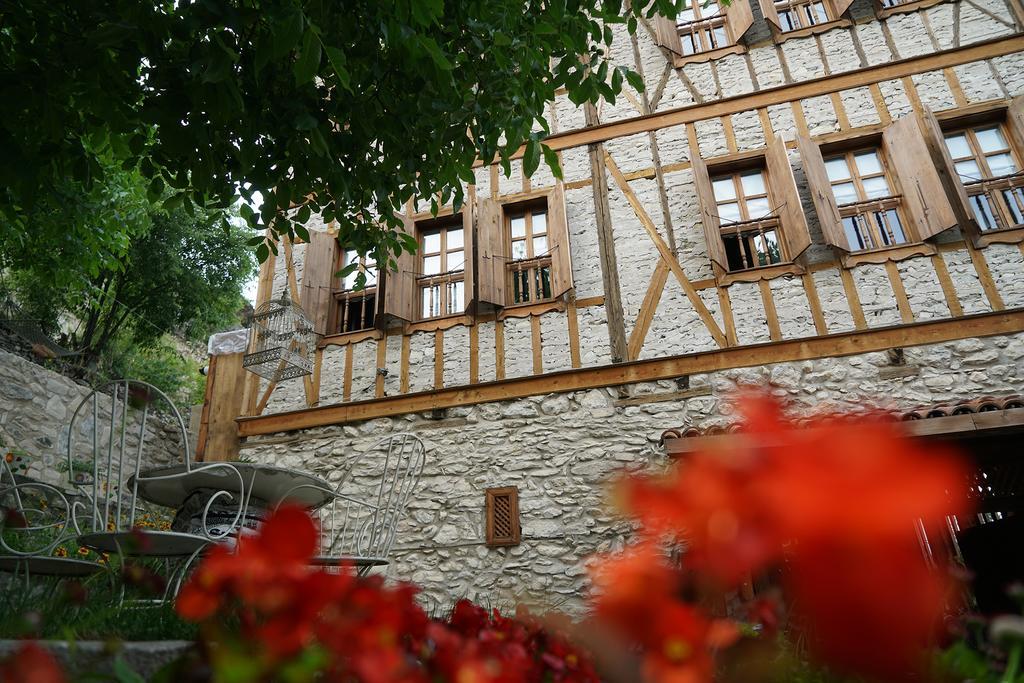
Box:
left=875, top=0, right=951, bottom=19
left=654, top=0, right=753, bottom=66
left=823, top=147, right=914, bottom=254
left=760, top=0, right=854, bottom=42
left=941, top=118, right=1024, bottom=246
left=330, top=248, right=379, bottom=335
left=416, top=216, right=467, bottom=321
left=712, top=167, right=789, bottom=273
left=485, top=486, right=521, bottom=547
left=505, top=200, right=554, bottom=308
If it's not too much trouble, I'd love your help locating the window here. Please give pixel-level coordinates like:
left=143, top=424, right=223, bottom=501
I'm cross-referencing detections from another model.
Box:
left=692, top=135, right=811, bottom=278
left=677, top=0, right=731, bottom=55
left=712, top=170, right=785, bottom=271
left=333, top=248, right=378, bottom=333
left=418, top=220, right=467, bottom=319
left=824, top=149, right=909, bottom=251
left=507, top=206, right=553, bottom=304
left=774, top=0, right=831, bottom=31
left=943, top=124, right=1024, bottom=233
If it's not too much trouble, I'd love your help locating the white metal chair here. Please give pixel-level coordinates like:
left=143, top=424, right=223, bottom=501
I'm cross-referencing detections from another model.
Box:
left=66, top=380, right=248, bottom=570
left=279, top=433, right=426, bottom=575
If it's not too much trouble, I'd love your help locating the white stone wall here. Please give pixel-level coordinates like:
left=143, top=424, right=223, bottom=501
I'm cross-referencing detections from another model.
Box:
left=242, top=332, right=1024, bottom=614
left=0, top=352, right=184, bottom=487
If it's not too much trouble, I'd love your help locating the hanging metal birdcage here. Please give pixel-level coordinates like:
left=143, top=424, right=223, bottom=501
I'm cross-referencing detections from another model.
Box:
left=242, top=295, right=315, bottom=381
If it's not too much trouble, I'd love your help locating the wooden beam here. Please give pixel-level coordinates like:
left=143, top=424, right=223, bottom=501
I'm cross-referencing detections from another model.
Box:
left=434, top=330, right=444, bottom=389
left=567, top=301, right=583, bottom=369
left=194, top=354, right=217, bottom=461
left=830, top=92, right=851, bottom=130
left=791, top=100, right=810, bottom=137
left=716, top=286, right=739, bottom=346
left=512, top=35, right=1024, bottom=156
left=758, top=279, right=783, bottom=342
left=721, top=115, right=739, bottom=154
left=605, top=150, right=727, bottom=347
left=966, top=242, right=1006, bottom=311
left=758, top=107, right=774, bottom=139
left=531, top=316, right=544, bottom=375
left=885, top=261, right=915, bottom=324
left=869, top=83, right=892, bottom=125
left=801, top=273, right=829, bottom=335
left=237, top=310, right=1024, bottom=436
left=839, top=268, right=868, bottom=330
left=343, top=343, right=354, bottom=401
left=206, top=352, right=246, bottom=460
left=930, top=254, right=964, bottom=318
left=469, top=324, right=480, bottom=384
left=495, top=320, right=506, bottom=380
left=310, top=348, right=323, bottom=406
left=400, top=335, right=411, bottom=394
left=627, top=258, right=670, bottom=361
left=585, top=105, right=630, bottom=363
left=375, top=334, right=387, bottom=398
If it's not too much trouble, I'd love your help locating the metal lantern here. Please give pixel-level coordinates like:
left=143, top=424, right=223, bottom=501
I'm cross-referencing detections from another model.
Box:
left=242, top=295, right=315, bottom=381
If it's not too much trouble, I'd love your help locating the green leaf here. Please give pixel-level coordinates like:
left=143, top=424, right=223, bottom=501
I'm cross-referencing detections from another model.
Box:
left=296, top=204, right=312, bottom=223
left=256, top=242, right=270, bottom=263
left=112, top=656, right=145, bottom=683
left=523, top=138, right=541, bottom=178
left=293, top=29, right=322, bottom=85
left=535, top=21, right=557, bottom=34
left=420, top=37, right=452, bottom=71
left=624, top=69, right=645, bottom=92
left=273, top=12, right=304, bottom=59
left=542, top=145, right=562, bottom=180
left=323, top=46, right=351, bottom=91
left=294, top=224, right=311, bottom=242
left=246, top=236, right=265, bottom=246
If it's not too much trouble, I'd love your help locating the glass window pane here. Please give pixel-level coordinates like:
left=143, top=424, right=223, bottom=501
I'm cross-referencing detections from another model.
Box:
left=446, top=228, right=464, bottom=249
left=987, top=153, right=1017, bottom=177
left=514, top=270, right=530, bottom=303
left=955, top=160, right=982, bottom=182
left=861, top=175, right=891, bottom=199
left=342, top=250, right=359, bottom=289
left=779, top=9, right=797, bottom=31
left=975, top=126, right=1008, bottom=154
left=876, top=210, right=907, bottom=245
left=718, top=201, right=742, bottom=223
left=755, top=229, right=782, bottom=265
left=824, top=157, right=850, bottom=181
left=1004, top=187, right=1024, bottom=225
left=944, top=133, right=972, bottom=159
left=511, top=240, right=527, bottom=260
left=853, top=151, right=883, bottom=176
left=712, top=26, right=728, bottom=47
left=532, top=211, right=547, bottom=235
left=682, top=33, right=696, bottom=55
left=364, top=267, right=377, bottom=288
left=810, top=2, right=828, bottom=23
left=712, top=177, right=736, bottom=201
left=448, top=280, right=464, bottom=314
left=423, top=255, right=441, bottom=276
left=422, top=286, right=439, bottom=319
left=843, top=216, right=871, bottom=251
left=510, top=216, right=526, bottom=238
left=537, top=266, right=552, bottom=299
left=972, top=193, right=999, bottom=231
left=680, top=6, right=695, bottom=21
left=422, top=231, right=441, bottom=253
left=832, top=182, right=857, bottom=204
left=533, top=236, right=547, bottom=255
left=446, top=249, right=464, bottom=272
left=746, top=197, right=771, bottom=219
left=740, top=171, right=766, bottom=196
left=704, top=1, right=722, bottom=17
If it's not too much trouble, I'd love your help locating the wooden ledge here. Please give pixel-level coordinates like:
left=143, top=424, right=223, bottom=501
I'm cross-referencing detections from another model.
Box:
left=773, top=18, right=853, bottom=43
left=975, top=226, right=1024, bottom=247
left=877, top=0, right=951, bottom=19
left=404, top=314, right=474, bottom=334
left=237, top=309, right=1024, bottom=437
left=672, top=43, right=746, bottom=67
left=841, top=242, right=936, bottom=267
left=719, top=262, right=805, bottom=286
left=498, top=300, right=566, bottom=320
left=319, top=329, right=382, bottom=348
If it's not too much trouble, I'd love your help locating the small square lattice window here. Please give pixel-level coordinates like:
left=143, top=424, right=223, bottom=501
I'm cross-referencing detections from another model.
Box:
left=485, top=487, right=521, bottom=547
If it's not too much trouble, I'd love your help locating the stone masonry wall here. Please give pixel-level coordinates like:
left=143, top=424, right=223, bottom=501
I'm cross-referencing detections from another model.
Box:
left=242, top=331, right=1024, bottom=615
left=0, top=351, right=185, bottom=488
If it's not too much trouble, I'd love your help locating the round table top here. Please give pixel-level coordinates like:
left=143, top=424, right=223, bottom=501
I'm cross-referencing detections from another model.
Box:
left=129, top=462, right=333, bottom=510
left=0, top=555, right=105, bottom=577
left=77, top=530, right=210, bottom=557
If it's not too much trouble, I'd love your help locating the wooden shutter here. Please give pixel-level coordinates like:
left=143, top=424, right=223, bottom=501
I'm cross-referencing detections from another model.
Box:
left=882, top=113, right=958, bottom=241
left=476, top=198, right=506, bottom=308
left=547, top=182, right=574, bottom=299
left=460, top=203, right=476, bottom=312
left=300, top=230, right=337, bottom=335
left=1005, top=95, right=1024, bottom=161
left=832, top=0, right=857, bottom=17
left=758, top=0, right=783, bottom=30
left=653, top=14, right=684, bottom=56
left=690, top=150, right=729, bottom=270
left=485, top=487, right=520, bottom=547
left=725, top=0, right=755, bottom=41
left=918, top=108, right=978, bottom=238
left=379, top=214, right=417, bottom=325
left=765, top=135, right=811, bottom=260
left=797, top=135, right=849, bottom=251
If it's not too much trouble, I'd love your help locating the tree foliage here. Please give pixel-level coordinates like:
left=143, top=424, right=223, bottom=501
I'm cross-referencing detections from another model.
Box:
left=1, top=0, right=685, bottom=274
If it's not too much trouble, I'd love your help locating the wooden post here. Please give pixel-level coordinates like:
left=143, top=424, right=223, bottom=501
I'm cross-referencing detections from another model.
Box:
left=201, top=352, right=247, bottom=462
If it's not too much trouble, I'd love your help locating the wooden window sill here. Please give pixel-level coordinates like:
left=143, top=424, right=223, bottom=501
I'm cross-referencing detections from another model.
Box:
left=840, top=241, right=936, bottom=267
left=319, top=329, right=382, bottom=348
left=773, top=18, right=852, bottom=43
left=498, top=299, right=566, bottom=320
left=718, top=262, right=805, bottom=286
left=672, top=43, right=746, bottom=68
left=877, top=0, right=950, bottom=19
left=405, top=314, right=473, bottom=334
left=975, top=225, right=1024, bottom=247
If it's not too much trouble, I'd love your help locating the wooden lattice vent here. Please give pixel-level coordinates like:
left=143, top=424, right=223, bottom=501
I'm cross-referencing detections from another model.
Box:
left=485, top=487, right=521, bottom=547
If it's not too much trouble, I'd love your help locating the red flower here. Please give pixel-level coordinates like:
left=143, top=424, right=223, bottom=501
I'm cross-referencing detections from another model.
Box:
left=0, top=642, right=66, bottom=683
